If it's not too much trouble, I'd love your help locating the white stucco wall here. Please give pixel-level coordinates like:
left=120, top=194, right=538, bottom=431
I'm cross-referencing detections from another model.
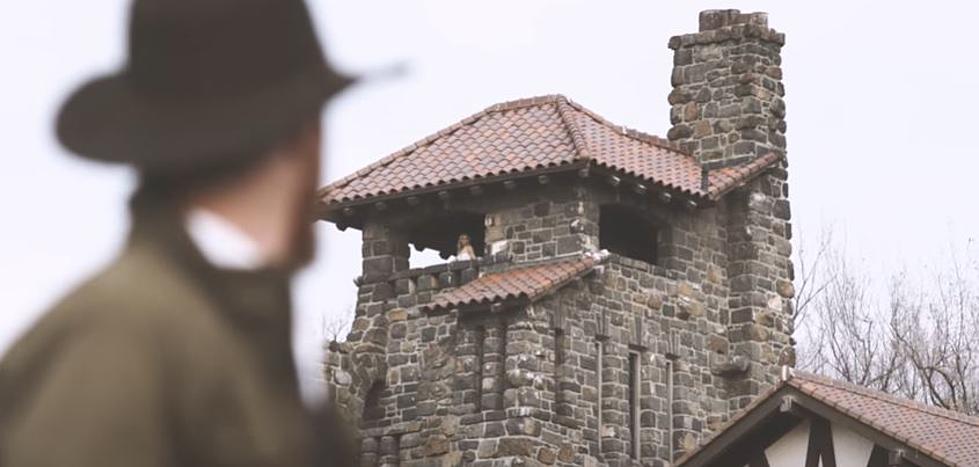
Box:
left=831, top=423, right=873, bottom=467
left=765, top=419, right=812, bottom=467
left=761, top=419, right=873, bottom=467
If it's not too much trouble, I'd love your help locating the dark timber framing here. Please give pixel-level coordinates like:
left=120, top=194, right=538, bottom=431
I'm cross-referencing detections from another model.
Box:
left=804, top=418, right=836, bottom=467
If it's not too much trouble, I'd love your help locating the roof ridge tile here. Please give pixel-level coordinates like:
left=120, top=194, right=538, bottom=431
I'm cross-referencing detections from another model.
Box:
left=561, top=98, right=693, bottom=157
left=319, top=95, right=567, bottom=201
left=490, top=94, right=566, bottom=112
left=555, top=98, right=591, bottom=162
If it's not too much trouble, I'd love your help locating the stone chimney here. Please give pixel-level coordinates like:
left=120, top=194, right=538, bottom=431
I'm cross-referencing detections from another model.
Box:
left=667, top=9, right=786, bottom=168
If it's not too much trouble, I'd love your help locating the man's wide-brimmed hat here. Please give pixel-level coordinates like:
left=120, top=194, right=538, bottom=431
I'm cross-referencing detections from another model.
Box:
left=57, top=0, right=353, bottom=174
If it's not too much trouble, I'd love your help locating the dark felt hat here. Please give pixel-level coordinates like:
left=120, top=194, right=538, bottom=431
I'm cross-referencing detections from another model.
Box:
left=56, top=0, right=353, bottom=175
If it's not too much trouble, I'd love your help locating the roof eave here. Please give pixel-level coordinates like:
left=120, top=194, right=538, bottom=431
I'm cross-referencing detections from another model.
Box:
left=317, top=160, right=590, bottom=224
left=318, top=161, right=723, bottom=227
left=706, top=152, right=785, bottom=201
left=786, top=387, right=949, bottom=467
left=422, top=255, right=604, bottom=313
left=676, top=385, right=797, bottom=467
left=676, top=380, right=948, bottom=467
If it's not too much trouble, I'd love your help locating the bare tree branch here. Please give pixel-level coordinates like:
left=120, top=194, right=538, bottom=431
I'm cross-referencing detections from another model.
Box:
left=794, top=227, right=979, bottom=415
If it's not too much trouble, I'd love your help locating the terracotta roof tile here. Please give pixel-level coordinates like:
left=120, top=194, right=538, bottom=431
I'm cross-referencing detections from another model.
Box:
left=319, top=95, right=781, bottom=207
left=423, top=253, right=605, bottom=312
left=676, top=370, right=979, bottom=466
left=706, top=152, right=783, bottom=197
left=788, top=371, right=979, bottom=467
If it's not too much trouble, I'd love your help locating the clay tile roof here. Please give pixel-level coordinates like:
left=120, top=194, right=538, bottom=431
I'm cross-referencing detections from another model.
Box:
left=788, top=372, right=979, bottom=467
left=676, top=370, right=979, bottom=467
left=423, top=253, right=606, bottom=312
left=318, top=95, right=781, bottom=208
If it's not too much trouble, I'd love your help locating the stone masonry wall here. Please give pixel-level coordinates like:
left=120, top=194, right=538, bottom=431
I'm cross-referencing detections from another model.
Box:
left=324, top=10, right=793, bottom=467
left=723, top=167, right=795, bottom=410
left=667, top=9, right=787, bottom=168
left=325, top=181, right=608, bottom=467
left=665, top=8, right=794, bottom=410
left=324, top=175, right=794, bottom=466
left=580, top=188, right=747, bottom=465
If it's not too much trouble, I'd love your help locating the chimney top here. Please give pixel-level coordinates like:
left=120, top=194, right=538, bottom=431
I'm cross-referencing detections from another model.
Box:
left=699, top=9, right=768, bottom=31
left=668, top=9, right=787, bottom=168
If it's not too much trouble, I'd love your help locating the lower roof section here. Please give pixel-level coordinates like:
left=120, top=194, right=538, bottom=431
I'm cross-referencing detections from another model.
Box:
left=422, top=251, right=608, bottom=312
left=677, top=370, right=979, bottom=467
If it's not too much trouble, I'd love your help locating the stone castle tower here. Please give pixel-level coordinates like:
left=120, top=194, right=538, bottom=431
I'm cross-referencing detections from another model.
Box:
left=318, top=10, right=792, bottom=467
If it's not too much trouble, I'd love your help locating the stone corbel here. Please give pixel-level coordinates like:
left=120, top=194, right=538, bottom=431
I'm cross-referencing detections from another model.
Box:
left=710, top=353, right=750, bottom=377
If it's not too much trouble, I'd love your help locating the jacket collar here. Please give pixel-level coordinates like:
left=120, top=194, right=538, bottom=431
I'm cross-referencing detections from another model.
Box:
left=126, top=185, right=305, bottom=420
left=126, top=186, right=295, bottom=328
left=185, top=208, right=266, bottom=271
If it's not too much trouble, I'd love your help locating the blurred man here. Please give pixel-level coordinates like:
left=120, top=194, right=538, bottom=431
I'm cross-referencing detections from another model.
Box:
left=0, top=0, right=357, bottom=465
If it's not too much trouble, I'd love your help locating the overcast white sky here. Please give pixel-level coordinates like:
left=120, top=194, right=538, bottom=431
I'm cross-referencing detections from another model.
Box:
left=2, top=0, right=978, bottom=402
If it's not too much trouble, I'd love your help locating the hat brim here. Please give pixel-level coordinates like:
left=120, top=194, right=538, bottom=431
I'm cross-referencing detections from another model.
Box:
left=56, top=66, right=354, bottom=175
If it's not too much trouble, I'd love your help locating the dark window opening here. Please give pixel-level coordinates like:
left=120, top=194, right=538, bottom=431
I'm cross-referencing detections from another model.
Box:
left=628, top=352, right=640, bottom=459
left=407, top=211, right=485, bottom=266
left=554, top=329, right=565, bottom=367
left=362, top=383, right=385, bottom=428
left=554, top=329, right=567, bottom=408
left=474, top=326, right=486, bottom=412
left=599, top=204, right=659, bottom=265
left=596, top=341, right=604, bottom=455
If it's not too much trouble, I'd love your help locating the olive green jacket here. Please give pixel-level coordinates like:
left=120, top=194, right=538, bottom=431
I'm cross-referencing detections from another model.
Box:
left=0, top=195, right=316, bottom=467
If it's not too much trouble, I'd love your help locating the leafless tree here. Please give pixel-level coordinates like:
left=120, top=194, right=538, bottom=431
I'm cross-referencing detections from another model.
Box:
left=320, top=310, right=353, bottom=344
left=888, top=250, right=979, bottom=414
left=791, top=226, right=833, bottom=332
left=794, top=230, right=979, bottom=415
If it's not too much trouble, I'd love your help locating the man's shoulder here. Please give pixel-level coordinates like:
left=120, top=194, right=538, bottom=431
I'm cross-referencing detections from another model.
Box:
left=1, top=245, right=232, bottom=385
left=55, top=244, right=213, bottom=329
left=15, top=243, right=226, bottom=360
